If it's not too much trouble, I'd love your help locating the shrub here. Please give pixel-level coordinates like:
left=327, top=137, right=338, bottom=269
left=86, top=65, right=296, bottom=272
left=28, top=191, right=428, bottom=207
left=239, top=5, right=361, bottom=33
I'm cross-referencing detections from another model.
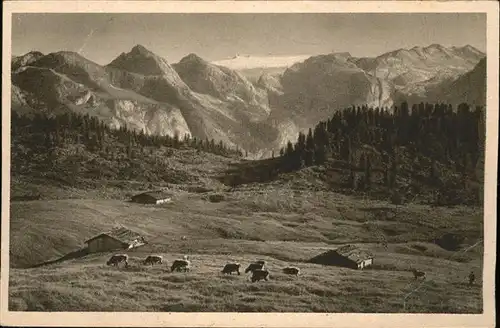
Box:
left=208, top=194, right=225, bottom=203
left=435, top=233, right=465, bottom=251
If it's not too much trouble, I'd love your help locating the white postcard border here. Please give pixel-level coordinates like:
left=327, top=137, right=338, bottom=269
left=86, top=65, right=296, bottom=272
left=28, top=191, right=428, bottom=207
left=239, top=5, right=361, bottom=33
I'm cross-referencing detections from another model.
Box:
left=1, top=1, right=498, bottom=327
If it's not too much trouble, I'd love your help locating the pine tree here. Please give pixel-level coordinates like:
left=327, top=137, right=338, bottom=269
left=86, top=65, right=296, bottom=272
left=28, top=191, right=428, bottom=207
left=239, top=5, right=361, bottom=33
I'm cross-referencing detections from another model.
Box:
left=295, top=132, right=307, bottom=168
left=173, top=132, right=180, bottom=149
left=314, top=144, right=327, bottom=165
left=285, top=141, right=294, bottom=157
left=365, top=155, right=372, bottom=189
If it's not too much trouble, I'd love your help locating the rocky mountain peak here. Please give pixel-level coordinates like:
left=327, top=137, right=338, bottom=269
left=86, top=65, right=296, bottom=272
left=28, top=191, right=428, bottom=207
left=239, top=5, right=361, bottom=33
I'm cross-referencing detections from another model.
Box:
left=179, top=53, right=206, bottom=64
left=12, top=51, right=45, bottom=71
left=130, top=44, right=152, bottom=55
left=107, top=44, right=170, bottom=76
left=426, top=43, right=446, bottom=50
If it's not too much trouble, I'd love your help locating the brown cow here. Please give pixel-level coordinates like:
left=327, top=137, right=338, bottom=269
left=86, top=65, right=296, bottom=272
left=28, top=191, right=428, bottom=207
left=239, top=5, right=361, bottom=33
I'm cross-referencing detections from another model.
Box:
left=222, top=263, right=241, bottom=275
left=282, top=267, right=300, bottom=276
left=107, top=254, right=129, bottom=267
left=251, top=269, right=270, bottom=282
left=143, top=255, right=163, bottom=266
left=245, top=261, right=265, bottom=273
left=171, top=259, right=191, bottom=272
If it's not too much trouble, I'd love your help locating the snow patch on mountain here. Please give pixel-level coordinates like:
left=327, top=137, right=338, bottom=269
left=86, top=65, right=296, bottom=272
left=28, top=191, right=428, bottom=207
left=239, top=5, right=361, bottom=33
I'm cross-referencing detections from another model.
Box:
left=212, top=54, right=312, bottom=70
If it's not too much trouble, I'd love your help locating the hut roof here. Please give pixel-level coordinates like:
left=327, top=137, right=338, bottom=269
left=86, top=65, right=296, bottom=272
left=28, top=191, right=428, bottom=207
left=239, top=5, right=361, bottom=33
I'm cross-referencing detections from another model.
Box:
left=132, top=190, right=172, bottom=200
left=85, top=227, right=144, bottom=245
left=309, top=244, right=373, bottom=265
left=332, top=244, right=373, bottom=263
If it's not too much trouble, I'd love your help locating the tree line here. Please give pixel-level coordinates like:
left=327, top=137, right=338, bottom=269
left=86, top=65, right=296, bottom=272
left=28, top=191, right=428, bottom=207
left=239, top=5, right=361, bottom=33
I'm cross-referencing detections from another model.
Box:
left=11, top=111, right=244, bottom=158
left=277, top=101, right=485, bottom=204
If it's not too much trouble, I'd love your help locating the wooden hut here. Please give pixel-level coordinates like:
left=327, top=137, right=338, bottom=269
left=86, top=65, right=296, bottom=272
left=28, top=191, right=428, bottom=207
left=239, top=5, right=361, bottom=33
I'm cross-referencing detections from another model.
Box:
left=85, top=227, right=146, bottom=253
left=308, top=244, right=374, bottom=269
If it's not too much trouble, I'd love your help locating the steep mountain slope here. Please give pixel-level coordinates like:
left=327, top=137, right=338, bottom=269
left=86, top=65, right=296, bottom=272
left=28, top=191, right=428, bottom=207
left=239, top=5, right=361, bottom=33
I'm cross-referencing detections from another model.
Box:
left=257, top=73, right=284, bottom=96
left=395, top=57, right=487, bottom=106
left=109, top=45, right=178, bottom=76
left=12, top=51, right=191, bottom=137
left=11, top=46, right=286, bottom=154
left=355, top=44, right=485, bottom=93
left=12, top=51, right=45, bottom=72
left=440, top=57, right=487, bottom=106
left=212, top=45, right=486, bottom=150
left=106, top=47, right=278, bottom=151
left=212, top=54, right=311, bottom=83
left=107, top=45, right=190, bottom=93
left=11, top=44, right=486, bottom=157
left=104, top=46, right=220, bottom=141
left=173, top=53, right=270, bottom=121
left=11, top=84, right=35, bottom=116
left=275, top=53, right=394, bottom=128
left=236, top=67, right=288, bottom=83
left=262, top=45, right=484, bottom=132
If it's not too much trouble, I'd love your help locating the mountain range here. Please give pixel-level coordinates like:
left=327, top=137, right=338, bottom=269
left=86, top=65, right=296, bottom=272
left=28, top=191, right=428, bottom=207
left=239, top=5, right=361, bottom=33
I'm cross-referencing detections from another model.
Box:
left=11, top=44, right=486, bottom=158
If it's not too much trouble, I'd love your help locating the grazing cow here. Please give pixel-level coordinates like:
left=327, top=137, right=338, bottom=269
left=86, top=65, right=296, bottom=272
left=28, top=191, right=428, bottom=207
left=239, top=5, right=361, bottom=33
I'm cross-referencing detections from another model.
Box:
left=143, top=255, right=163, bottom=266
left=171, top=259, right=191, bottom=272
left=107, top=254, right=129, bottom=267
left=411, top=268, right=426, bottom=280
left=245, top=261, right=265, bottom=273
left=282, top=267, right=300, bottom=276
left=222, top=263, right=241, bottom=275
left=468, top=271, right=476, bottom=286
left=251, top=269, right=270, bottom=282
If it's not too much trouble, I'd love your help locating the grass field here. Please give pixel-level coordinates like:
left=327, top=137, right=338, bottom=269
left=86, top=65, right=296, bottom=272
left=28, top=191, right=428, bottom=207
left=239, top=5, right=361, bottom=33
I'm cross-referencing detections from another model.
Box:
left=8, top=180, right=483, bottom=313
left=9, top=249, right=482, bottom=312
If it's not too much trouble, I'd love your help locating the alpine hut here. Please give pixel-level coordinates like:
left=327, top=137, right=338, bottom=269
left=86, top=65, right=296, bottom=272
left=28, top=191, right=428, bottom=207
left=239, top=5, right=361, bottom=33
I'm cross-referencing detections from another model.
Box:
left=131, top=190, right=172, bottom=205
left=84, top=227, right=146, bottom=253
left=308, top=244, right=374, bottom=270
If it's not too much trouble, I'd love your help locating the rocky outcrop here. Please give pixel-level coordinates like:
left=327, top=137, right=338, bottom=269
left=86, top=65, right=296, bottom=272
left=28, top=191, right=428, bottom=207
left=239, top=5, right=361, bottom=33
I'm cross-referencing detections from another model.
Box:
left=276, top=53, right=394, bottom=128
left=173, top=54, right=271, bottom=118
left=395, top=57, right=487, bottom=107
left=12, top=51, right=44, bottom=72
left=355, top=44, right=485, bottom=94
left=11, top=46, right=285, bottom=154
left=11, top=44, right=486, bottom=158
left=12, top=58, right=191, bottom=139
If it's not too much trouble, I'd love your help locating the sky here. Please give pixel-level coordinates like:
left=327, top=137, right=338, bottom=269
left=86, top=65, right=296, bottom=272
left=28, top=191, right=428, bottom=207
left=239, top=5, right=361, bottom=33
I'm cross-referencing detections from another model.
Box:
left=12, top=13, right=486, bottom=65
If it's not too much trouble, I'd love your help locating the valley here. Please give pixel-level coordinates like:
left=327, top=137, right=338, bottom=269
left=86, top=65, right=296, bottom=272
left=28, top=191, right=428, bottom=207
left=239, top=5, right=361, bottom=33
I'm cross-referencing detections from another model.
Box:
left=8, top=131, right=484, bottom=312
left=8, top=42, right=486, bottom=313
left=9, top=183, right=483, bottom=312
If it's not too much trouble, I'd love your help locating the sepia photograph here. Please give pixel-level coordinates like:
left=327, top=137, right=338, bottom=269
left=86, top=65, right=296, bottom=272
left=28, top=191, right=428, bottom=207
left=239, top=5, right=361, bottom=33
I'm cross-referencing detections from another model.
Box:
left=1, top=1, right=498, bottom=327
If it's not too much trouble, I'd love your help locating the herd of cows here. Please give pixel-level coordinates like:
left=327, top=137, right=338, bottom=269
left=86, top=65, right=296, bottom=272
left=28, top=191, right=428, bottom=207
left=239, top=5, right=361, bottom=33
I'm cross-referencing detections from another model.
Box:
left=106, top=254, right=301, bottom=282
left=105, top=253, right=476, bottom=285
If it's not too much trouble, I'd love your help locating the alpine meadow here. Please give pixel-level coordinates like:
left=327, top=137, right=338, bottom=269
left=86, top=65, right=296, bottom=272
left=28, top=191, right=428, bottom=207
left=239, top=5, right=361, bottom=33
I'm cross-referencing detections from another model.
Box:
left=6, top=12, right=490, bottom=314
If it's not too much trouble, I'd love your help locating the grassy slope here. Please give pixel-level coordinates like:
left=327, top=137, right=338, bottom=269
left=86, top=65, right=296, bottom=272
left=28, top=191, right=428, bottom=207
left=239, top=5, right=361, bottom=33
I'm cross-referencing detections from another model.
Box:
left=10, top=146, right=239, bottom=200
left=9, top=178, right=483, bottom=312
left=9, top=249, right=482, bottom=313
